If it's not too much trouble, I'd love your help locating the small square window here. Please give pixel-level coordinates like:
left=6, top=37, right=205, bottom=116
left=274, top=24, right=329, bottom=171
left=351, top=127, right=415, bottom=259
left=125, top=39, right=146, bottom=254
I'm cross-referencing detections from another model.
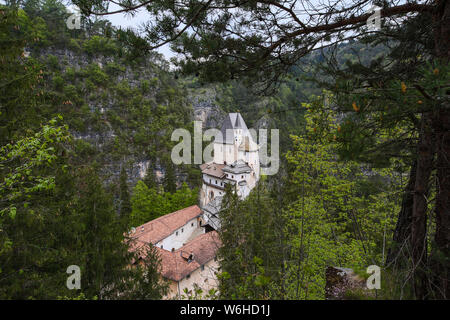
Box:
left=191, top=222, right=194, bottom=227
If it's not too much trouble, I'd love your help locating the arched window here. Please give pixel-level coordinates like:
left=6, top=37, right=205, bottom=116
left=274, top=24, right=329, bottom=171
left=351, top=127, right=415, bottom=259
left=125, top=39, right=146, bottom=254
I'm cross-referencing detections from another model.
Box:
left=209, top=190, right=214, bottom=200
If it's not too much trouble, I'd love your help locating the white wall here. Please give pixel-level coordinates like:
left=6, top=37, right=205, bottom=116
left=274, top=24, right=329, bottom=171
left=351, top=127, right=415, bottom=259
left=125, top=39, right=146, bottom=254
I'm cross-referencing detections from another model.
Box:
left=203, top=210, right=221, bottom=230
left=156, top=218, right=204, bottom=251
left=175, top=258, right=220, bottom=299
left=213, top=141, right=238, bottom=164
left=226, top=143, right=236, bottom=164
left=213, top=142, right=224, bottom=164
left=203, top=174, right=226, bottom=189
left=201, top=183, right=225, bottom=207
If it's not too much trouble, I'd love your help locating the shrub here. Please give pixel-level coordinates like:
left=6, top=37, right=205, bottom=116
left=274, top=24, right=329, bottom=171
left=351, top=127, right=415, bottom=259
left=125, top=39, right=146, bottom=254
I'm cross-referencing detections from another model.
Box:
left=68, top=38, right=81, bottom=52
left=64, top=67, right=76, bottom=82
left=83, top=36, right=118, bottom=56
left=52, top=75, right=64, bottom=91
left=63, top=84, right=78, bottom=101
left=105, top=62, right=125, bottom=76
left=47, top=54, right=60, bottom=70
left=86, top=64, right=109, bottom=86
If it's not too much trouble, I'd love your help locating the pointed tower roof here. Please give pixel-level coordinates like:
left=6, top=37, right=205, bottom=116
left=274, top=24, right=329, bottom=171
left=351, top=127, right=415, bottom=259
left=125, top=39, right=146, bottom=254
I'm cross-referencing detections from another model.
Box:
left=234, top=113, right=243, bottom=128
left=216, top=113, right=248, bottom=144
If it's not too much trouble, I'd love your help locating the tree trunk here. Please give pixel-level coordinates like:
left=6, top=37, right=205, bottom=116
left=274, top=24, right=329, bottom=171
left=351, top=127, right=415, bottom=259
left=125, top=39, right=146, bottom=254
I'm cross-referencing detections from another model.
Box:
left=432, top=107, right=450, bottom=299
left=430, top=0, right=450, bottom=299
left=386, top=160, right=416, bottom=266
left=411, top=113, right=434, bottom=299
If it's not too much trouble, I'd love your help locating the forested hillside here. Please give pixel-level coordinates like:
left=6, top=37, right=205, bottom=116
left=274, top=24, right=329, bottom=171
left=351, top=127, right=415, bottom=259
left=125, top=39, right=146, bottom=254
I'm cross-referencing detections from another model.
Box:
left=1, top=0, right=448, bottom=300
left=0, top=1, right=199, bottom=298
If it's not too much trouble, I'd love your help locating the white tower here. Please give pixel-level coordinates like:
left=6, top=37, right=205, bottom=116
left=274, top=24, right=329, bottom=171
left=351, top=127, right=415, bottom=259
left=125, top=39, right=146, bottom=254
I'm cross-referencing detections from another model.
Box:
left=200, top=113, right=260, bottom=230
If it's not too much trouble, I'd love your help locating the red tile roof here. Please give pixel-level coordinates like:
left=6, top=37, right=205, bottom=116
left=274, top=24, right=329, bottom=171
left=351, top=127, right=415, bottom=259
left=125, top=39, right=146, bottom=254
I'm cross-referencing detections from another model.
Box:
left=129, top=205, right=202, bottom=246
left=200, top=163, right=226, bottom=178
left=157, top=231, right=221, bottom=281
left=132, top=231, right=221, bottom=282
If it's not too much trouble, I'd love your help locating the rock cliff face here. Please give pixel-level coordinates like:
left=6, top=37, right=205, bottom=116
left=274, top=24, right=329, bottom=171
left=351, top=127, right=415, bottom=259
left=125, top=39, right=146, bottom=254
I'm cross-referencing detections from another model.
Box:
left=32, top=45, right=271, bottom=190
left=33, top=46, right=226, bottom=188
left=35, top=47, right=160, bottom=184
left=325, top=266, right=373, bottom=300
left=189, top=87, right=227, bottom=129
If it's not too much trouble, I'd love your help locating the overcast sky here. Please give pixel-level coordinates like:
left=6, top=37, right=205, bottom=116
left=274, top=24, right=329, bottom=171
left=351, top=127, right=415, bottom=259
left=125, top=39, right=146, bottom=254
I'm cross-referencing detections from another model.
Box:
left=95, top=3, right=176, bottom=60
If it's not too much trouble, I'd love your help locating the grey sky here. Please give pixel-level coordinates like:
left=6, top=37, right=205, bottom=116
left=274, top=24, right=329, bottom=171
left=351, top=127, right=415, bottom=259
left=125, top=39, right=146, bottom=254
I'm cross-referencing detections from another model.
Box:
left=99, top=3, right=176, bottom=60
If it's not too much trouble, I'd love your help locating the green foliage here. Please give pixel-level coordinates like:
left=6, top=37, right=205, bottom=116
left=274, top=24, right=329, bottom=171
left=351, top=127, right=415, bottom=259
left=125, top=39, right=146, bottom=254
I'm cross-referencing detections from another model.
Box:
left=0, top=4, right=183, bottom=299
left=105, top=62, right=125, bottom=76
left=0, top=6, right=45, bottom=144
left=83, top=36, right=118, bottom=56
left=68, top=38, right=82, bottom=52
left=122, top=243, right=169, bottom=299
left=0, top=147, right=168, bottom=299
left=163, top=161, right=177, bottom=194
left=46, top=54, right=59, bottom=70
left=0, top=117, right=70, bottom=220
left=143, top=165, right=157, bottom=189
left=180, top=283, right=218, bottom=300
left=52, top=75, right=64, bottom=91
left=217, top=104, right=402, bottom=300
left=218, top=183, right=283, bottom=299
left=281, top=106, right=401, bottom=299
left=119, top=166, right=132, bottom=220
left=85, top=63, right=109, bottom=86
left=130, top=181, right=198, bottom=227
left=4, top=0, right=438, bottom=300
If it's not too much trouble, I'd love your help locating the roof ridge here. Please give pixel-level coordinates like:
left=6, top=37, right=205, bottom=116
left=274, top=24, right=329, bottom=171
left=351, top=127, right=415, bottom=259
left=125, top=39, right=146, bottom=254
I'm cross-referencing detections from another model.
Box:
left=135, top=204, right=199, bottom=229
left=234, top=113, right=242, bottom=127
left=174, top=231, right=216, bottom=252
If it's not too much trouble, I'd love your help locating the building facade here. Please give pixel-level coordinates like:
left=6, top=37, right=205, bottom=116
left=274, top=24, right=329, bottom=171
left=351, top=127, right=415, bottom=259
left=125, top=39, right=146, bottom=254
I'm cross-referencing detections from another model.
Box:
left=129, top=205, right=221, bottom=299
left=200, top=113, right=260, bottom=230
left=128, top=113, right=258, bottom=299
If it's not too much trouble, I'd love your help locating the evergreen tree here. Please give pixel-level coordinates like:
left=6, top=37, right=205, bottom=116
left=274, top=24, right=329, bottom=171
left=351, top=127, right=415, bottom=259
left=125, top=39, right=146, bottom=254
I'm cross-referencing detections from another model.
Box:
left=163, top=160, right=176, bottom=194
left=130, top=181, right=163, bottom=226
left=124, top=243, right=169, bottom=299
left=73, top=0, right=450, bottom=299
left=119, top=166, right=132, bottom=221
left=0, top=5, right=45, bottom=144
left=0, top=118, right=76, bottom=299
left=130, top=181, right=198, bottom=227
left=143, top=164, right=157, bottom=190
left=218, top=183, right=281, bottom=299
